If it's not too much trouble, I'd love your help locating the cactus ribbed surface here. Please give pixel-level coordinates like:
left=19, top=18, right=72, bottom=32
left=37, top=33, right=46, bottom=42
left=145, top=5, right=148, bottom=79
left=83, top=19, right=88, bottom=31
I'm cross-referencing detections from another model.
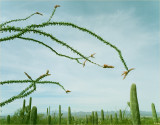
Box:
left=92, top=111, right=94, bottom=125
left=95, top=111, right=98, bottom=125
left=114, top=113, right=118, bottom=124
left=30, top=106, right=37, bottom=125
left=119, top=109, right=122, bottom=122
left=59, top=105, right=62, bottom=125
left=106, top=114, right=109, bottom=124
left=68, top=106, right=72, bottom=125
left=47, top=108, right=48, bottom=116
left=25, top=97, right=32, bottom=124
left=48, top=115, right=51, bottom=125
left=101, top=109, right=104, bottom=123
left=110, top=114, right=113, bottom=124
left=29, top=97, right=32, bottom=122
left=49, top=106, right=50, bottom=115
left=130, top=84, right=141, bottom=125
left=151, top=103, right=158, bottom=123
left=22, top=99, right=26, bottom=123
left=7, top=115, right=10, bottom=124
left=85, top=115, right=88, bottom=124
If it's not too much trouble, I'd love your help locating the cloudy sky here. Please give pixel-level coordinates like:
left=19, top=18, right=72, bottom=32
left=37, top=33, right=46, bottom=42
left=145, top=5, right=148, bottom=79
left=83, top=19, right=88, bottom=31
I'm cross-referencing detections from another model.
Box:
left=0, top=0, right=160, bottom=116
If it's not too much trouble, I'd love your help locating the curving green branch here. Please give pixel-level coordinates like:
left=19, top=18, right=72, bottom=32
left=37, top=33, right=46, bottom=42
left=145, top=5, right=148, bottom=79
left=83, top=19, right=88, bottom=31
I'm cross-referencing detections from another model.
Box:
left=0, top=4, right=134, bottom=107
left=0, top=70, right=67, bottom=107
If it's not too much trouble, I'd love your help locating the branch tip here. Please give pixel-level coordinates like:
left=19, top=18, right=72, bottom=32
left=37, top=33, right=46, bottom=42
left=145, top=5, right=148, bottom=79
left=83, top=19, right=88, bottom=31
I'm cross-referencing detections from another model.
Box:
left=103, top=64, right=114, bottom=68
left=54, top=5, right=60, bottom=8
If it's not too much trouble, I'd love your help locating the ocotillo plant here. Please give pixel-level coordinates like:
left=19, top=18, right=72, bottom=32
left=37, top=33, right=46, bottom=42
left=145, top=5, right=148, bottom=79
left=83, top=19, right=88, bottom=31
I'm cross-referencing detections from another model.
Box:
left=59, top=105, right=62, bottom=125
left=95, top=111, right=98, bottom=125
left=130, top=84, right=141, bottom=125
left=151, top=103, right=158, bottom=123
left=92, top=111, right=94, bottom=125
left=30, top=106, right=37, bottom=125
left=0, top=4, right=134, bottom=106
left=7, top=115, right=10, bottom=124
left=67, top=106, right=72, bottom=125
left=0, top=70, right=67, bottom=107
left=101, top=109, right=104, bottom=123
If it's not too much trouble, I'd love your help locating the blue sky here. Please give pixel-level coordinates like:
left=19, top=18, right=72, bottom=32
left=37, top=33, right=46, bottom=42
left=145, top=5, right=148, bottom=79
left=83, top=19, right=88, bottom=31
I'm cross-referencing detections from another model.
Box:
left=0, top=0, right=160, bottom=116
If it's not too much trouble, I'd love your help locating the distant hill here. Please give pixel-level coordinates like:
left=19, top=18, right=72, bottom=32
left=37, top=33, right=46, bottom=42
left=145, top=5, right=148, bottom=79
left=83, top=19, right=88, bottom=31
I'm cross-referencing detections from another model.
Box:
left=1, top=111, right=159, bottom=118
left=49, top=111, right=159, bottom=118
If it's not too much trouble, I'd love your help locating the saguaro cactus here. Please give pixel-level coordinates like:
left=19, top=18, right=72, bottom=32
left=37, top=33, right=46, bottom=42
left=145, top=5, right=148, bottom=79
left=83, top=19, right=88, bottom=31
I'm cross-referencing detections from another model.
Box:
left=95, top=111, right=98, bottom=125
left=151, top=103, right=158, bottom=123
left=67, top=106, right=72, bottom=125
left=106, top=114, right=109, bottom=124
left=30, top=106, right=37, bottom=125
left=25, top=97, right=32, bottom=124
left=59, top=105, right=62, bottom=125
left=110, top=114, right=113, bottom=124
left=130, top=84, right=141, bottom=125
left=7, top=115, right=10, bottom=124
left=48, top=115, right=51, bottom=125
left=92, top=111, right=94, bottom=125
left=47, top=108, right=48, bottom=116
left=119, top=109, right=122, bottom=122
left=22, top=99, right=26, bottom=123
left=101, top=109, right=104, bottom=123
left=85, top=115, right=88, bottom=125
left=114, top=113, right=118, bottom=124
left=29, top=97, right=32, bottom=118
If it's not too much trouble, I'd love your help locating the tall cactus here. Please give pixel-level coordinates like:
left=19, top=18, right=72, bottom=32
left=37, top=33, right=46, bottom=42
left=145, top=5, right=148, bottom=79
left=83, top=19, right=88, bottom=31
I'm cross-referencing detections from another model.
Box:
left=30, top=106, right=37, bottom=125
left=67, top=106, right=72, bottom=125
left=85, top=115, right=88, bottom=125
left=114, top=113, right=118, bottom=124
left=130, top=84, right=141, bottom=125
left=151, top=103, right=158, bottom=123
left=25, top=97, right=32, bottom=124
left=7, top=115, right=10, bottom=124
left=95, top=111, right=98, bottom=125
left=101, top=109, right=104, bottom=123
left=92, top=111, right=94, bottom=125
left=110, top=114, right=113, bottom=124
left=49, top=106, right=50, bottom=115
left=22, top=99, right=26, bottom=123
left=59, top=105, right=62, bottom=125
left=48, top=115, right=51, bottom=125
left=119, top=109, right=122, bottom=122
left=47, top=108, right=48, bottom=116
left=29, top=97, right=32, bottom=120
left=106, top=114, right=109, bottom=124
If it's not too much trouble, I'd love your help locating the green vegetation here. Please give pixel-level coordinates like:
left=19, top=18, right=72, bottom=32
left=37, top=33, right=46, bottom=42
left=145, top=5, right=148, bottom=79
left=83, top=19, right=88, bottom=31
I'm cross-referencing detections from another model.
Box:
left=67, top=106, right=72, bottom=125
left=130, top=84, right=141, bottom=125
left=151, top=103, right=158, bottom=123
left=30, top=106, right=37, bottom=125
